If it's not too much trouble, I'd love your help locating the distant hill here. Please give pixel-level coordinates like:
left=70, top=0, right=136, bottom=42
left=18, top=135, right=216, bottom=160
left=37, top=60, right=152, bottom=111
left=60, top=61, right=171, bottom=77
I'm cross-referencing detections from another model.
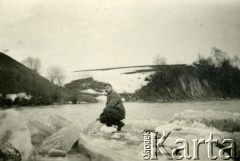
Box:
left=68, top=64, right=240, bottom=102
left=0, top=52, right=95, bottom=106
left=65, top=77, right=106, bottom=94
left=134, top=62, right=240, bottom=101
left=134, top=65, right=218, bottom=101
left=65, top=77, right=135, bottom=102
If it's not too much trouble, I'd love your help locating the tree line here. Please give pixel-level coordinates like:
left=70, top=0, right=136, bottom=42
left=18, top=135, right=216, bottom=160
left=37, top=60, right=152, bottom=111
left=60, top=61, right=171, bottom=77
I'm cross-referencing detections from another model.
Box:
left=22, top=57, right=66, bottom=87
left=134, top=47, right=240, bottom=101
left=193, top=47, right=240, bottom=98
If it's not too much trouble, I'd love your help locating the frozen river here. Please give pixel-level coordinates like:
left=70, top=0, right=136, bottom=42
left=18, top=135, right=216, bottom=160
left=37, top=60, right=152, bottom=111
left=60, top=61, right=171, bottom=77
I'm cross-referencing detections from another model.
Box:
left=2, top=100, right=240, bottom=161
left=16, top=100, right=240, bottom=125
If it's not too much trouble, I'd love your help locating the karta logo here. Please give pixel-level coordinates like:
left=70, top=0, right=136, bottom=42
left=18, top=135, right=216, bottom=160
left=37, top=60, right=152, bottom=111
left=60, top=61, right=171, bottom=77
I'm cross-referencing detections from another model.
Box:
left=142, top=131, right=238, bottom=160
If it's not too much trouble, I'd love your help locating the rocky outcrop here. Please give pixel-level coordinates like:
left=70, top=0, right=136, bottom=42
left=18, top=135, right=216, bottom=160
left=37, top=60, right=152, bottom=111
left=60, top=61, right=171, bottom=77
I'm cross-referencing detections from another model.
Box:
left=135, top=65, right=222, bottom=101
left=177, top=75, right=216, bottom=99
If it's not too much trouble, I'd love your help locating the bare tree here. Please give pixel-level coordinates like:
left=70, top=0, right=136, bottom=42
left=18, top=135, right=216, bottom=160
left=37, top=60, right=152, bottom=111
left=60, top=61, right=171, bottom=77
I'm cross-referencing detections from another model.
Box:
left=48, top=67, right=57, bottom=83
left=56, top=68, right=65, bottom=87
left=232, top=55, right=240, bottom=68
left=22, top=57, right=41, bottom=73
left=47, top=66, right=65, bottom=86
left=193, top=54, right=214, bottom=67
left=154, top=55, right=167, bottom=65
left=211, top=47, right=228, bottom=67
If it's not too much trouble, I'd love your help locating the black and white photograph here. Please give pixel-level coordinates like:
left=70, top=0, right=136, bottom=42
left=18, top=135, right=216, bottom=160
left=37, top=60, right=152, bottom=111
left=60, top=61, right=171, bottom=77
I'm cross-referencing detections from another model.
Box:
left=0, top=0, right=240, bottom=161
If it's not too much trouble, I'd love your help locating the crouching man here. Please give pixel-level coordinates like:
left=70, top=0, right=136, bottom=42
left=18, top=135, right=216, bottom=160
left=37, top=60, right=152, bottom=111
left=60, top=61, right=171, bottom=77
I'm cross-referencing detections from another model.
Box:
left=98, top=83, right=125, bottom=131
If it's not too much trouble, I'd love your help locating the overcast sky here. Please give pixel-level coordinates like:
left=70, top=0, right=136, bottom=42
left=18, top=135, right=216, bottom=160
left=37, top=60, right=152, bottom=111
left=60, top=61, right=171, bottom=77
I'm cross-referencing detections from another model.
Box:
left=0, top=0, right=240, bottom=74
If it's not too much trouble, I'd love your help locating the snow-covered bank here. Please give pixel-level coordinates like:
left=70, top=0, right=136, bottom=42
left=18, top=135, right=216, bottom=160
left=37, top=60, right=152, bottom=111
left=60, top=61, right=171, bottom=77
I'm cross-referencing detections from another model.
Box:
left=66, top=67, right=154, bottom=93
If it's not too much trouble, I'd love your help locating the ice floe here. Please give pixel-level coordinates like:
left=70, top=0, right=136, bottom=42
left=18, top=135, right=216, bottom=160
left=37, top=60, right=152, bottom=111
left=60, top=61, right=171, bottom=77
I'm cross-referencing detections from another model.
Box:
left=38, top=121, right=84, bottom=155
left=0, top=110, right=33, bottom=160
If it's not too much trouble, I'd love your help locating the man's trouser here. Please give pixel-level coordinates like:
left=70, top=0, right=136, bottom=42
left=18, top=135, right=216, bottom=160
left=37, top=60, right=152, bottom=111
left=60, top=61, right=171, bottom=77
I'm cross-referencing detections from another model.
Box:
left=99, top=108, right=123, bottom=127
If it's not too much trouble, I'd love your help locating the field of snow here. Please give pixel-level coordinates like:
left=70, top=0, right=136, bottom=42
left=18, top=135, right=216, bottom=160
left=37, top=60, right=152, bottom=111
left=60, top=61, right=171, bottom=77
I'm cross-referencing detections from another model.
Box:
left=65, top=67, right=154, bottom=93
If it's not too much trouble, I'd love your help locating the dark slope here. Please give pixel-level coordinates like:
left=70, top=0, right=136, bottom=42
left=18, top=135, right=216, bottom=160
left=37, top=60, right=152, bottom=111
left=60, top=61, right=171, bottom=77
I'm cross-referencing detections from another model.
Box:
left=0, top=52, right=58, bottom=97
left=0, top=52, right=95, bottom=105
left=134, top=64, right=240, bottom=101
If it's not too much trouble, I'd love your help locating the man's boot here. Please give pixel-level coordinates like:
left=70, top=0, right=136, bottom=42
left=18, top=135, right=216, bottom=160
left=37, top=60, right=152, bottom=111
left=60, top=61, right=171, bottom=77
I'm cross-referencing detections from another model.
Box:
left=117, top=121, right=124, bottom=131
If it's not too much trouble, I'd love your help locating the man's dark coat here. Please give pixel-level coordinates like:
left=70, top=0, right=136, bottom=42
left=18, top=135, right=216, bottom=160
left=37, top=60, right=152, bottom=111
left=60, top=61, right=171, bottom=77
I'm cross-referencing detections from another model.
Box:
left=103, top=90, right=125, bottom=120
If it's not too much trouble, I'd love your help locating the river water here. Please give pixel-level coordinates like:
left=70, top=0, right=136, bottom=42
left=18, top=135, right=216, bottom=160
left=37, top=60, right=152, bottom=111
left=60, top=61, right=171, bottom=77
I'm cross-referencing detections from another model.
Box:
left=17, top=100, right=240, bottom=125
left=3, top=100, right=240, bottom=161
